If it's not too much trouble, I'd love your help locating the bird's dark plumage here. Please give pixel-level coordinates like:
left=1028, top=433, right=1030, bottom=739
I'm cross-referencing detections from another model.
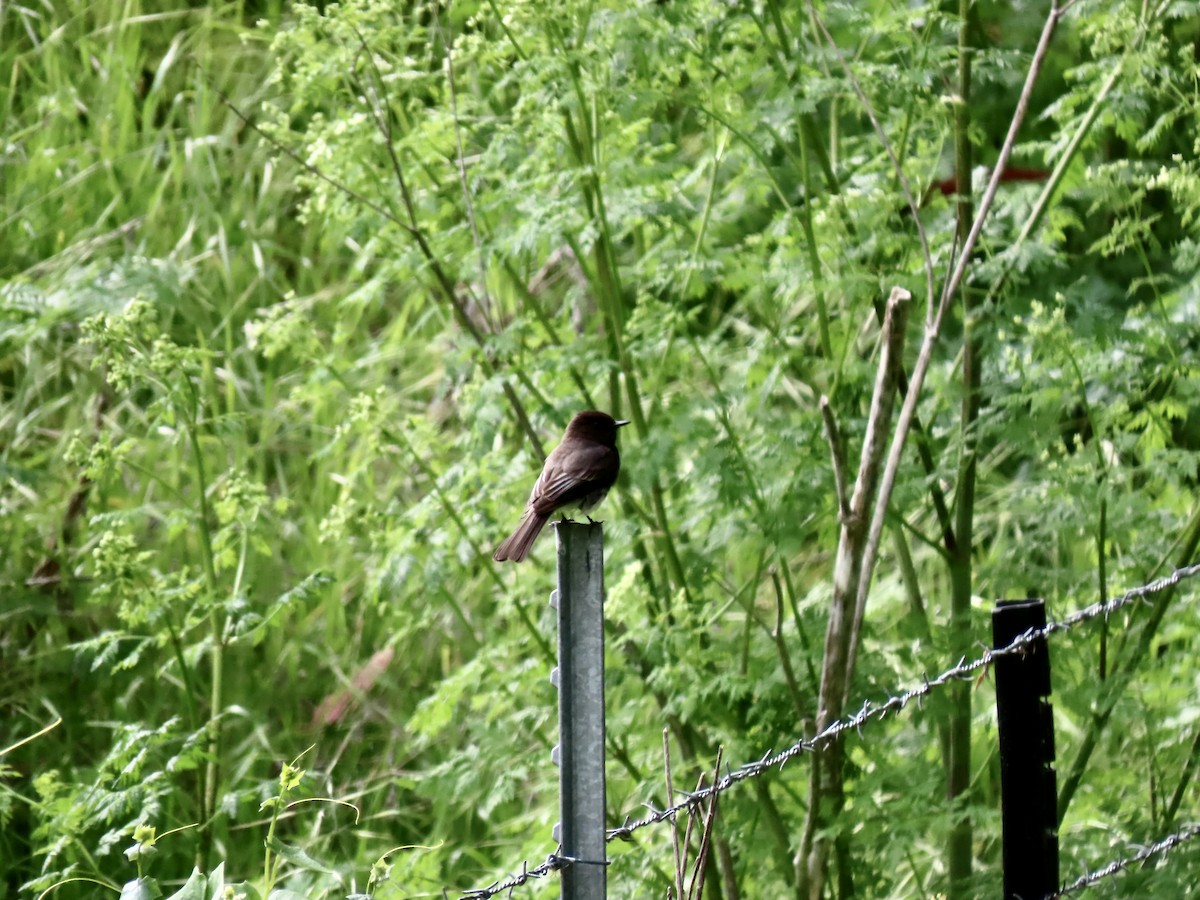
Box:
left=493, top=411, right=629, bottom=563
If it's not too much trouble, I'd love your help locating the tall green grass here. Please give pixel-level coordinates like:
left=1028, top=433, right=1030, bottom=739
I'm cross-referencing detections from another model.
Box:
left=4, top=1, right=1200, bottom=898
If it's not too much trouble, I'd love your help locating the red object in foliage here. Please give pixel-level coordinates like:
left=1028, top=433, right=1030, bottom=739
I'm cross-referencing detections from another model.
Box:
left=935, top=166, right=1049, bottom=196
left=311, top=646, right=396, bottom=727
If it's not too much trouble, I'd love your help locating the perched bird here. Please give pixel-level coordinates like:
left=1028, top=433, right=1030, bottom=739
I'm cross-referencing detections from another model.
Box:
left=493, top=410, right=629, bottom=563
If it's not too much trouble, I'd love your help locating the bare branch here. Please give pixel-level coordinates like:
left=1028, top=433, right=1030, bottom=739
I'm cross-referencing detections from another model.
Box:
left=858, top=2, right=1066, bottom=632
left=801, top=285, right=911, bottom=897
left=845, top=287, right=912, bottom=682
left=848, top=288, right=912, bottom=529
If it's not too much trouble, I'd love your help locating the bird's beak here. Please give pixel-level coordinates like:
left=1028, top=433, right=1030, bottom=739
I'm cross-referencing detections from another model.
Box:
left=615, top=419, right=631, bottom=427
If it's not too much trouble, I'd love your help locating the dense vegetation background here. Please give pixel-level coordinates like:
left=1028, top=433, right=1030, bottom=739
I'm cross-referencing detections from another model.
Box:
left=3, top=0, right=1200, bottom=897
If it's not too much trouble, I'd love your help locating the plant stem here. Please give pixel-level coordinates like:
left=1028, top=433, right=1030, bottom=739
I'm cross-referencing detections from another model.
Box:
left=799, top=288, right=910, bottom=898
left=184, top=377, right=221, bottom=870
left=554, top=51, right=693, bottom=608
left=946, top=1, right=976, bottom=894
left=1058, top=503, right=1200, bottom=821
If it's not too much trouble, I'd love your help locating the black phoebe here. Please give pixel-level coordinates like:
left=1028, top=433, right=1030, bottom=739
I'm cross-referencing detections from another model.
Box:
left=493, top=410, right=629, bottom=563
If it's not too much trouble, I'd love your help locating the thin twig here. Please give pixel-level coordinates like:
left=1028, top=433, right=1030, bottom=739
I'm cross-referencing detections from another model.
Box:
left=806, top=4, right=935, bottom=311
left=664, top=729, right=686, bottom=899
left=211, top=76, right=410, bottom=235
left=938, top=1, right=1065, bottom=319
left=688, top=747, right=723, bottom=900
left=820, top=396, right=850, bottom=522
left=438, top=13, right=499, bottom=334
left=858, top=1, right=1065, bottom=651
left=213, top=54, right=547, bottom=459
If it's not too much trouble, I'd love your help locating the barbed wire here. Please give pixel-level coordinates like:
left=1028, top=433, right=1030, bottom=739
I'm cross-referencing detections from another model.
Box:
left=607, top=562, right=1200, bottom=841
left=1052, top=822, right=1200, bottom=896
left=456, top=853, right=564, bottom=899
left=456, top=562, right=1200, bottom=898
left=456, top=815, right=1200, bottom=899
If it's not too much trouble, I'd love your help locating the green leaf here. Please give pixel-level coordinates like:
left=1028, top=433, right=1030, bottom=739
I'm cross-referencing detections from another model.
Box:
left=263, top=837, right=339, bottom=877
left=164, top=868, right=208, bottom=900
left=120, top=878, right=163, bottom=900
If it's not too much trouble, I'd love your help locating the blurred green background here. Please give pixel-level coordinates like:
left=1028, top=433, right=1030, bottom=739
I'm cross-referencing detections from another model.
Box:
left=3, top=0, right=1200, bottom=897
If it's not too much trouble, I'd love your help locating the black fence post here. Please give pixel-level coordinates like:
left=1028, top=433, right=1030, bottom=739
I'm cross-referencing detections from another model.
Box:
left=550, top=522, right=607, bottom=900
left=993, top=599, right=1059, bottom=900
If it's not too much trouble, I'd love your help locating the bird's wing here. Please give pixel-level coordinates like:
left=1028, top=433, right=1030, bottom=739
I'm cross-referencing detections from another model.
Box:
left=527, top=443, right=617, bottom=515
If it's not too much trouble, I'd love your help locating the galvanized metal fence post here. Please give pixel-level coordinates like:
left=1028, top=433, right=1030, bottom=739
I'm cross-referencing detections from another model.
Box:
left=550, top=521, right=607, bottom=900
left=993, top=598, right=1059, bottom=900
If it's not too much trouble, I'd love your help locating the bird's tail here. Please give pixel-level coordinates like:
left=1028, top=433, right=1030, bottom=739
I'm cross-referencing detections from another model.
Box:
left=493, top=512, right=550, bottom=562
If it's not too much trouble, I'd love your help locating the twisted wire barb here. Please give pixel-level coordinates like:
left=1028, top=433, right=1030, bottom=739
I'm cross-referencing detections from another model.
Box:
left=456, top=853, right=563, bottom=899
left=457, top=563, right=1200, bottom=898
left=1052, top=823, right=1200, bottom=896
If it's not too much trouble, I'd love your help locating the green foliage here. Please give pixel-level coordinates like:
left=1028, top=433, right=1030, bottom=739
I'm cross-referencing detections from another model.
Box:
left=3, top=0, right=1200, bottom=897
